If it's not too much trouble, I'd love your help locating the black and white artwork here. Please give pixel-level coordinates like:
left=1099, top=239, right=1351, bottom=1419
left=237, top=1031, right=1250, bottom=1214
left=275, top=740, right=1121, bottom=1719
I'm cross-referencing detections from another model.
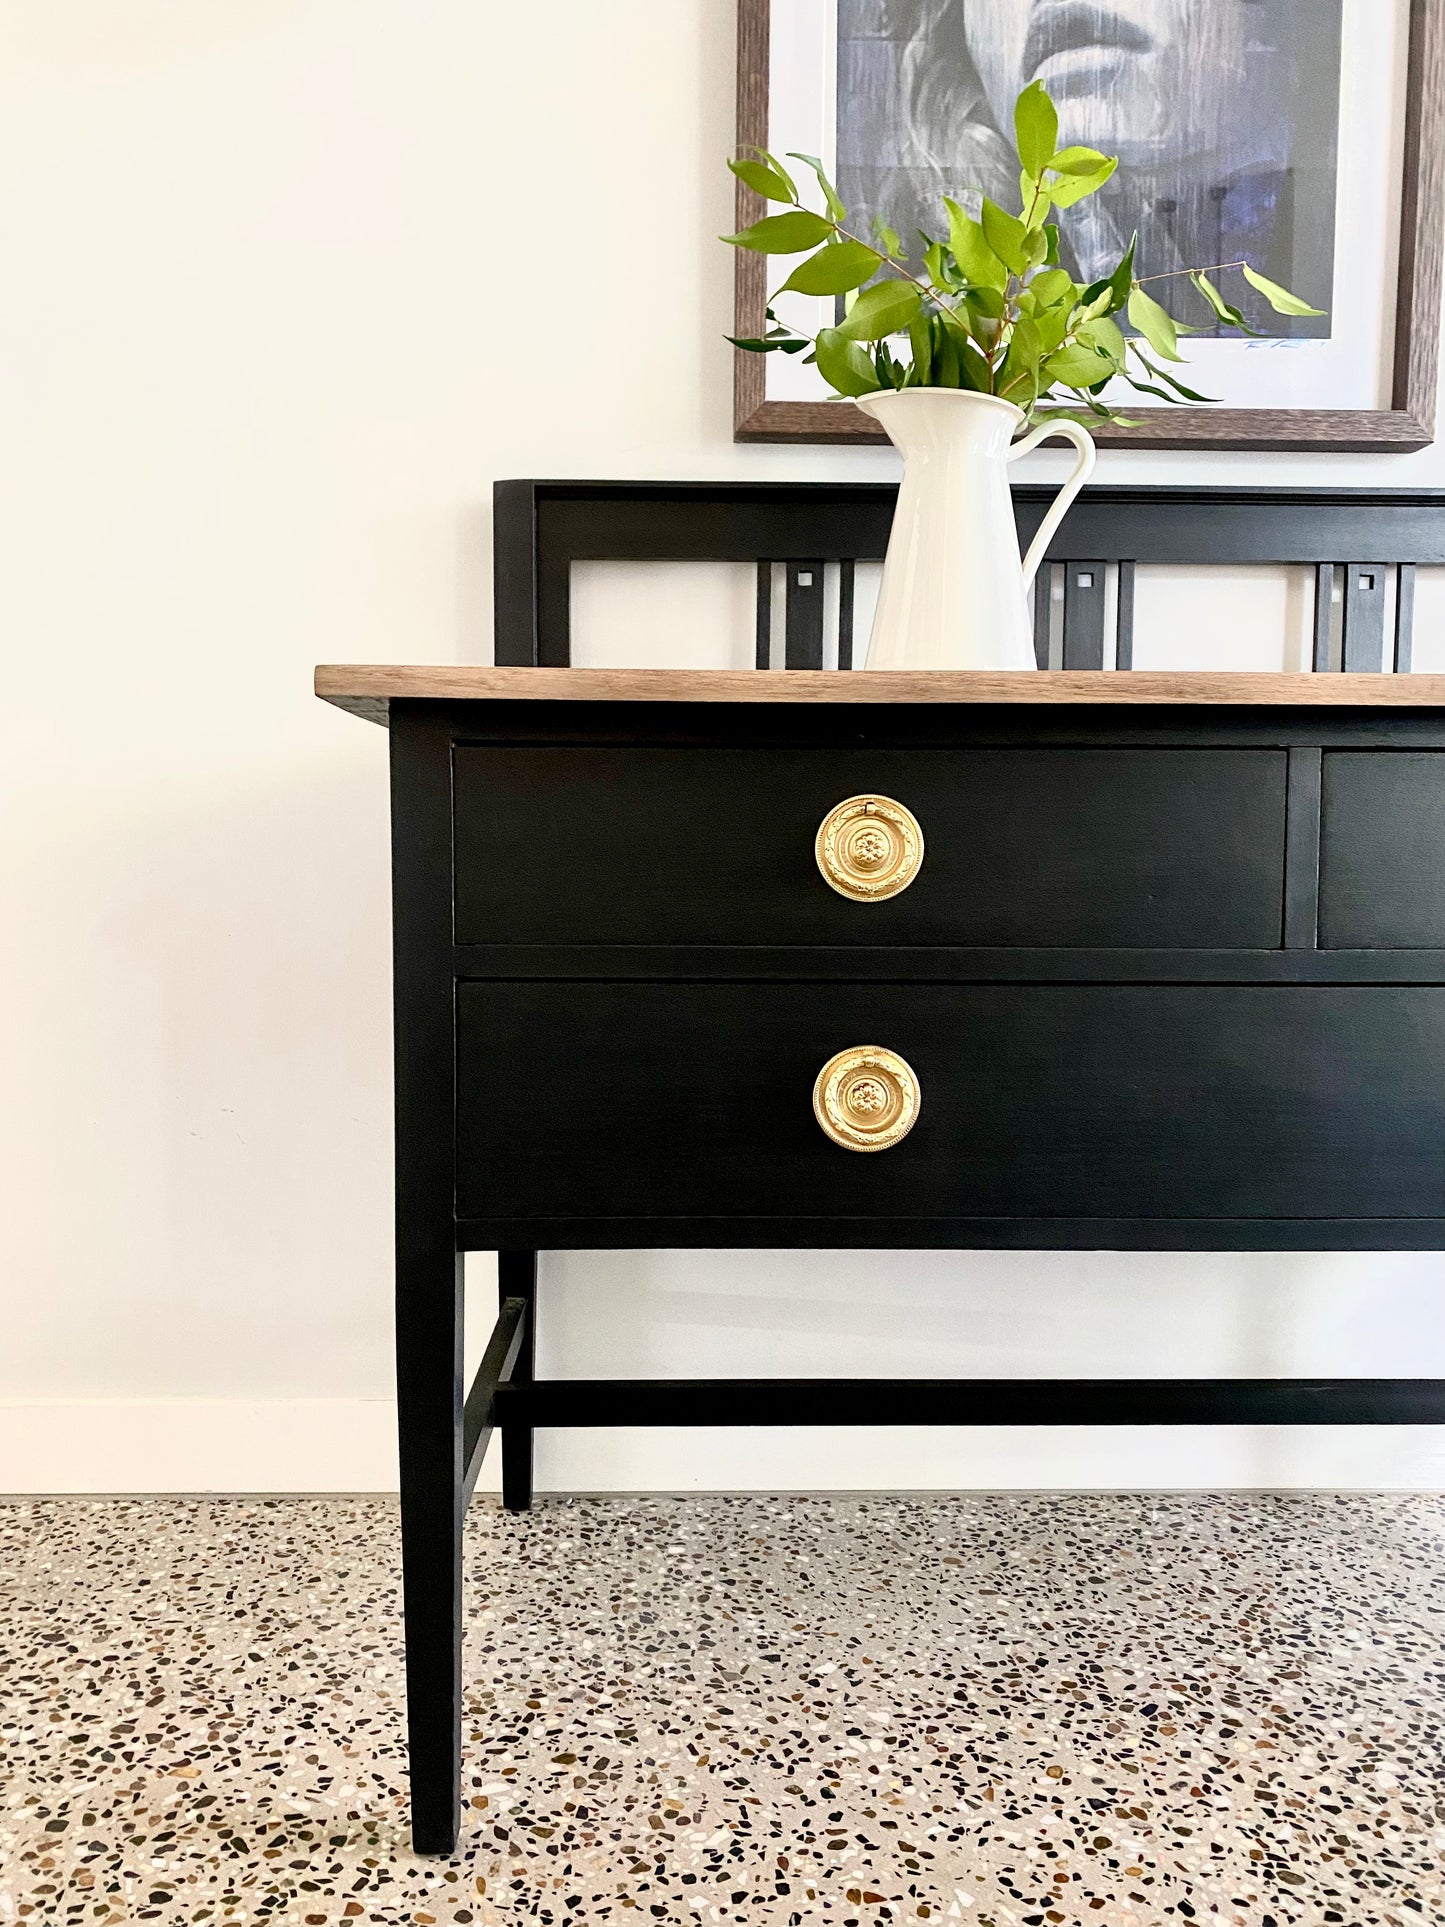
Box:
left=836, top=0, right=1340, bottom=337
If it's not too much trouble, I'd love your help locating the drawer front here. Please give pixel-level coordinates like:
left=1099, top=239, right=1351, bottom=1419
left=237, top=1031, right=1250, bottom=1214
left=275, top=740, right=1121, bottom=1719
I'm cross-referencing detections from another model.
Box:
left=453, top=746, right=1286, bottom=949
left=456, top=982, right=1445, bottom=1222
left=1320, top=752, right=1445, bottom=948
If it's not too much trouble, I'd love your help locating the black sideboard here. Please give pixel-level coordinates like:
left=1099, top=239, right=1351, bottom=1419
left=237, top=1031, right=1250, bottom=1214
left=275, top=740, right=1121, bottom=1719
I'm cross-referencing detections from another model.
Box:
left=318, top=662, right=1445, bottom=1852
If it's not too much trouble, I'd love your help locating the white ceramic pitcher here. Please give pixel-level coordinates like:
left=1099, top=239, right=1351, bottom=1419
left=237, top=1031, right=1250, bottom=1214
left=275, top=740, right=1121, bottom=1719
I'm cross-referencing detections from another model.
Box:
left=856, top=388, right=1095, bottom=672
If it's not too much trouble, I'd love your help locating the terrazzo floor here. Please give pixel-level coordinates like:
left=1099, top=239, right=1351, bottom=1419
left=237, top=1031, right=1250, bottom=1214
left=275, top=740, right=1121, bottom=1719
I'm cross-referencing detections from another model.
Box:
left=2, top=1494, right=1442, bottom=1927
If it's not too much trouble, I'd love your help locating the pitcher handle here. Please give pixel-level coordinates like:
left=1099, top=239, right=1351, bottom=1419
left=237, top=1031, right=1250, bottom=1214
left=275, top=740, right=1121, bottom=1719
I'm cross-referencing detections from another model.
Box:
left=1006, top=417, right=1097, bottom=595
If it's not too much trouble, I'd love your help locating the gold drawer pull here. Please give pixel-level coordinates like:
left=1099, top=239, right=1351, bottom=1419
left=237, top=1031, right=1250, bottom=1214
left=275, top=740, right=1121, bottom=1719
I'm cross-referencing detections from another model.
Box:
left=815, top=794, right=923, bottom=902
left=813, top=1046, right=921, bottom=1153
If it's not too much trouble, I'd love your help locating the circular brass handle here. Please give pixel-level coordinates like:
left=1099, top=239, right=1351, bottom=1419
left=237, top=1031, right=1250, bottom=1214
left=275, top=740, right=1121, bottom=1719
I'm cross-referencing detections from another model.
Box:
left=815, top=794, right=923, bottom=902
left=813, top=1046, right=921, bottom=1153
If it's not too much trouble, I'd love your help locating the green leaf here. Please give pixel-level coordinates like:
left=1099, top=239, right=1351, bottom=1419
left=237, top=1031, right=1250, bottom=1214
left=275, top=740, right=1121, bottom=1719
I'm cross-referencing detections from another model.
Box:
left=1118, top=371, right=1186, bottom=404
left=932, top=313, right=961, bottom=388
left=1042, top=341, right=1114, bottom=387
left=1240, top=263, right=1325, bottom=316
left=1078, top=315, right=1126, bottom=367
left=1046, top=156, right=1118, bottom=208
left=1044, top=224, right=1060, bottom=265
left=1060, top=385, right=1123, bottom=421
left=923, top=239, right=963, bottom=295
left=786, top=152, right=848, bottom=223
left=1009, top=372, right=1042, bottom=415
left=836, top=277, right=924, bottom=341
left=1035, top=404, right=1144, bottom=430
left=951, top=322, right=993, bottom=392
left=907, top=309, right=934, bottom=386
left=814, top=327, right=881, bottom=397
left=722, top=209, right=833, bottom=253
left=874, top=340, right=904, bottom=389
left=1047, top=145, right=1112, bottom=176
left=1100, top=234, right=1137, bottom=313
left=981, top=197, right=1029, bottom=276
left=726, top=332, right=808, bottom=354
left=1010, top=316, right=1043, bottom=369
left=1014, top=79, right=1059, bottom=177
left=962, top=284, right=1006, bottom=322
left=727, top=156, right=796, bottom=205
left=1126, top=369, right=1214, bottom=405
left=1034, top=299, right=1072, bottom=355
left=872, top=216, right=905, bottom=261
left=1000, top=316, right=1043, bottom=402
left=764, top=320, right=811, bottom=354
left=943, top=197, right=1007, bottom=290
left=1127, top=284, right=1185, bottom=362
left=1131, top=345, right=1216, bottom=402
left=1191, top=271, right=1235, bottom=321
left=1074, top=284, right=1115, bottom=326
left=777, top=239, right=883, bottom=296
left=753, top=146, right=798, bottom=179
left=1191, top=271, right=1261, bottom=335
left=1028, top=268, right=1075, bottom=310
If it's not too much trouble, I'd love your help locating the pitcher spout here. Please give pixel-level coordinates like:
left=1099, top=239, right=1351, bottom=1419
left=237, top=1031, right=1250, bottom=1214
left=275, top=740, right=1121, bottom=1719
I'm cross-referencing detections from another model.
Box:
left=854, top=387, right=1025, bottom=458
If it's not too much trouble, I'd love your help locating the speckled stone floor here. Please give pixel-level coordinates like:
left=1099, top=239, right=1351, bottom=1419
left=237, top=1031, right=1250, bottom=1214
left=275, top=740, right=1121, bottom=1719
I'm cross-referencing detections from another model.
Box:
left=2, top=1495, right=1442, bottom=1927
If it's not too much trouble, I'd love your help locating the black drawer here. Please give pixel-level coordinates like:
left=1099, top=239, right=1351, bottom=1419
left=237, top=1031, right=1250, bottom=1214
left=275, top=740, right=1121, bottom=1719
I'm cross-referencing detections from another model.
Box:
left=456, top=981, right=1445, bottom=1223
left=453, top=746, right=1286, bottom=948
left=1320, top=752, right=1445, bottom=947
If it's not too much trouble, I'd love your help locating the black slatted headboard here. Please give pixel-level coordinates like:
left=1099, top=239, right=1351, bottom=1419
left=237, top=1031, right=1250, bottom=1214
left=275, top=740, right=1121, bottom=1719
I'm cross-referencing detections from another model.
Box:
left=494, top=482, right=1445, bottom=676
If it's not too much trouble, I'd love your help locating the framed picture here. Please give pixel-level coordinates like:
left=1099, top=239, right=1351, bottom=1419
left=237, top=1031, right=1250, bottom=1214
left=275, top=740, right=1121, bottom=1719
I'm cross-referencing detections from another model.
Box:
left=734, top=0, right=1444, bottom=450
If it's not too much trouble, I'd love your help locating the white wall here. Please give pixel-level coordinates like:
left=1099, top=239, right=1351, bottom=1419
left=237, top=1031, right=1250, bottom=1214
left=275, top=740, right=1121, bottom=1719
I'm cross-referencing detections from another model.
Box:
left=2, top=0, right=1443, bottom=1494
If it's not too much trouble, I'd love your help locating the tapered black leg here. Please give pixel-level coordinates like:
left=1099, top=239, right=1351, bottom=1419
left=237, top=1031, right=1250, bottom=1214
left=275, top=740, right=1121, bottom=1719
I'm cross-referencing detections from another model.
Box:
left=396, top=1254, right=464, bottom=1854
left=391, top=706, right=465, bottom=1856
left=500, top=1250, right=537, bottom=1511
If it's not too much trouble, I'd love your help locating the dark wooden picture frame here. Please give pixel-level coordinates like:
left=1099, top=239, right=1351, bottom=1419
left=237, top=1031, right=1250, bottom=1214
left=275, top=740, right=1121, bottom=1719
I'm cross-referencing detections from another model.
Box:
left=734, top=0, right=1444, bottom=452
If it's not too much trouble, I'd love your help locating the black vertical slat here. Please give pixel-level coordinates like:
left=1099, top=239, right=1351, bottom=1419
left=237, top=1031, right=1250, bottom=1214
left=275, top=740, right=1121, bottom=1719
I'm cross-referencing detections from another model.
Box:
left=535, top=554, right=572, bottom=667
left=785, top=560, right=825, bottom=669
left=499, top=1250, right=538, bottom=1511
left=755, top=561, right=772, bottom=670
left=1395, top=563, right=1416, bottom=672
left=838, top=558, right=855, bottom=670
left=492, top=480, right=541, bottom=665
left=1115, top=560, right=1136, bottom=671
left=1342, top=563, right=1386, bottom=672
left=533, top=495, right=572, bottom=667
left=1282, top=746, right=1322, bottom=951
left=1033, top=568, right=1052, bottom=670
left=1061, top=561, right=1107, bottom=669
left=1312, top=563, right=1334, bottom=671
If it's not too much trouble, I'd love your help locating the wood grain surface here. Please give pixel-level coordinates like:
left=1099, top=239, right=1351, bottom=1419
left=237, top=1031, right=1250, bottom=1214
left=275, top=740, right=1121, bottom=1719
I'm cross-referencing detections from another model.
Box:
left=316, top=664, right=1445, bottom=722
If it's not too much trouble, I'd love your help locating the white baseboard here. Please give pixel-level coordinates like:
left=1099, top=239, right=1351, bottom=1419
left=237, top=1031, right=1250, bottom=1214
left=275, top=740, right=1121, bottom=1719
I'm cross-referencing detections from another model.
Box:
left=0, top=1398, right=403, bottom=1496
left=2, top=1399, right=1443, bottom=1494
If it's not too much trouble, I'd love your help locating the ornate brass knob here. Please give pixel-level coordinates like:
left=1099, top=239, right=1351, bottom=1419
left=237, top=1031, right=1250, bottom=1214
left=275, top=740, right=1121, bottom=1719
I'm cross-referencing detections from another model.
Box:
left=813, top=1046, right=921, bottom=1153
left=815, top=794, right=923, bottom=902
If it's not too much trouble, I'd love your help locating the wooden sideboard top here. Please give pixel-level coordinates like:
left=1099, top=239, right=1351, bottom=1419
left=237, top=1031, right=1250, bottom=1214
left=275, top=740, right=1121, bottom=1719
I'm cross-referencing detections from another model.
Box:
left=315, top=664, right=1445, bottom=724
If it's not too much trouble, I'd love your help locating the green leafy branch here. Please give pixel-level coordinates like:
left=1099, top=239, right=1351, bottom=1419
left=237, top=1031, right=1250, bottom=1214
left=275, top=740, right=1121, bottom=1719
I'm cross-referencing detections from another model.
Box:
left=723, top=80, right=1323, bottom=426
